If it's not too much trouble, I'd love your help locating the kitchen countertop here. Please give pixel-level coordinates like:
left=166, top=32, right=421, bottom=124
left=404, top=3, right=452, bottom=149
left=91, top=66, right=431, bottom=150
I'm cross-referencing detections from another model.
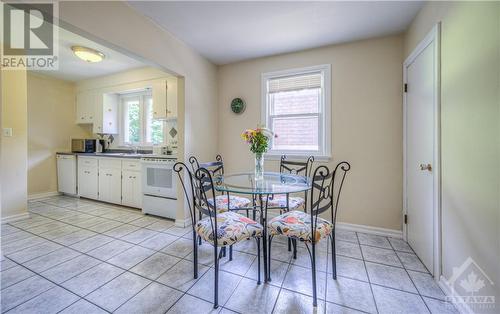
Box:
left=56, top=152, right=177, bottom=159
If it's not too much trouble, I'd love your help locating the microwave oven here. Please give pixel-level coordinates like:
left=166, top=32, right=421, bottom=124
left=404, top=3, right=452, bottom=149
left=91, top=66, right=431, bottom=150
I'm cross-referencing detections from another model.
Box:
left=71, top=139, right=96, bottom=153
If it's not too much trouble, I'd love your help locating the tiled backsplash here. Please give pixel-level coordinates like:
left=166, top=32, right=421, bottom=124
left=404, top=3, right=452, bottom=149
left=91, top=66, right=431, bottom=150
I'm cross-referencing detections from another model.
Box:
left=165, top=119, right=178, bottom=147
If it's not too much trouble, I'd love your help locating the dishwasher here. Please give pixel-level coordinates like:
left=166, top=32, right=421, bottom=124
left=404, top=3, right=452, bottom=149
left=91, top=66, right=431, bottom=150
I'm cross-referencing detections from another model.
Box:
left=56, top=154, right=77, bottom=195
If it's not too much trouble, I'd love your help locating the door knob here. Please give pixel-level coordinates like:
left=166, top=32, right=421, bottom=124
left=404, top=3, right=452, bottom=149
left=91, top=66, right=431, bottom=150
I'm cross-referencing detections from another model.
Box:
left=419, top=163, right=432, bottom=171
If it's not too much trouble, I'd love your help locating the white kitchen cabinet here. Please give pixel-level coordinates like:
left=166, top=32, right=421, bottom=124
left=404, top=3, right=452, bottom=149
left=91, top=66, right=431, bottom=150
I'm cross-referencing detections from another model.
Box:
left=93, top=93, right=119, bottom=134
left=78, top=157, right=99, bottom=199
left=76, top=90, right=118, bottom=134
left=56, top=154, right=77, bottom=195
left=122, top=170, right=142, bottom=208
left=98, top=158, right=122, bottom=204
left=76, top=90, right=96, bottom=124
left=152, top=77, right=177, bottom=120
left=166, top=77, right=178, bottom=119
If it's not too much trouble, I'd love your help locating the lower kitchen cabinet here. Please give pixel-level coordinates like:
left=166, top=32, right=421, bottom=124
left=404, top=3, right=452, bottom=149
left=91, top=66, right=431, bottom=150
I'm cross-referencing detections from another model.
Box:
left=76, top=156, right=143, bottom=209
left=122, top=170, right=142, bottom=208
left=78, top=164, right=99, bottom=199
left=98, top=159, right=122, bottom=204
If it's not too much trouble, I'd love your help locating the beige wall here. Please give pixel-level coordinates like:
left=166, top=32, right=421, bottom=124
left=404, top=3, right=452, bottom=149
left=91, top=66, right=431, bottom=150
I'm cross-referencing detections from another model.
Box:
left=58, top=1, right=217, bottom=223
left=27, top=73, right=92, bottom=196
left=218, top=35, right=404, bottom=231
left=1, top=67, right=28, bottom=221
left=405, top=1, right=500, bottom=303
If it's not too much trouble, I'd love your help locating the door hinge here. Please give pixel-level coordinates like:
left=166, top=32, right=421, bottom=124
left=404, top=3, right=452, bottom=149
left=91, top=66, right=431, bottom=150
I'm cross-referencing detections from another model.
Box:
left=404, top=214, right=408, bottom=224
left=404, top=83, right=408, bottom=93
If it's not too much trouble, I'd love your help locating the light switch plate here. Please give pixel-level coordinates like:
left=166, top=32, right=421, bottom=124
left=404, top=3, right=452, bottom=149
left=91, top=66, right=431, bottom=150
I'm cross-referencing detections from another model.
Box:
left=3, top=128, right=13, bottom=137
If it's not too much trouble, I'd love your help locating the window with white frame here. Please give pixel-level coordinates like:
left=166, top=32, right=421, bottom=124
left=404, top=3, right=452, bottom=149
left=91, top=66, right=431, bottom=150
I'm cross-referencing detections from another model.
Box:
left=262, top=64, right=331, bottom=159
left=121, top=91, right=165, bottom=146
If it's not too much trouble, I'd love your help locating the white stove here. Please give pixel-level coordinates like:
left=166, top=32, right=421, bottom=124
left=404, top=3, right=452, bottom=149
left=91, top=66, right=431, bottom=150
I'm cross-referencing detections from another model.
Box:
left=140, top=156, right=177, bottom=219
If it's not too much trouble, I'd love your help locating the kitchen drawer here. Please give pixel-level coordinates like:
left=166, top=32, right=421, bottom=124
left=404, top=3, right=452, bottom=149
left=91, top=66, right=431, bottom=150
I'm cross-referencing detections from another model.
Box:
left=78, top=157, right=98, bottom=167
left=98, top=158, right=122, bottom=170
left=122, top=160, right=141, bottom=171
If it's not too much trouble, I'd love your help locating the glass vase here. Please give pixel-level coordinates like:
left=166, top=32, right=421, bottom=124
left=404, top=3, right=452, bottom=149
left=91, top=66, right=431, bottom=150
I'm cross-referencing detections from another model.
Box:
left=254, top=153, right=264, bottom=180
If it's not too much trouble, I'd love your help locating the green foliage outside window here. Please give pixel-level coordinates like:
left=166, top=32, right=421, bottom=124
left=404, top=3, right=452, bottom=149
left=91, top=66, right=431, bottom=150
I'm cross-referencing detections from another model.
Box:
left=128, top=103, right=140, bottom=143
left=151, top=120, right=164, bottom=144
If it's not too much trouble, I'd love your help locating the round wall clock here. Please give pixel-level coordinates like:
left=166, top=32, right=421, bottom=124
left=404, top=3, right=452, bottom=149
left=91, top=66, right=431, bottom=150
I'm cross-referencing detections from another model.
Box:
left=230, top=97, right=246, bottom=114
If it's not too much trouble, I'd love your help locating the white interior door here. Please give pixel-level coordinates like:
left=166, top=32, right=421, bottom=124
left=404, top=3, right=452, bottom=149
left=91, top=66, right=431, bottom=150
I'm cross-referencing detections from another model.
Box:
left=405, top=37, right=437, bottom=275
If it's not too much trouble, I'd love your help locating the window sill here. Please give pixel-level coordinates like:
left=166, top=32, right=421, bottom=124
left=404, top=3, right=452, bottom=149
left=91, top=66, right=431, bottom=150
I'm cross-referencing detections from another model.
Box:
left=264, top=153, right=331, bottom=162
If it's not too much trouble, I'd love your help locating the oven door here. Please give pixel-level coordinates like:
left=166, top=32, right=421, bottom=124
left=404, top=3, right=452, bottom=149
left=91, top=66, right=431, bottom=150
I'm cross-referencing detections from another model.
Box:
left=141, top=162, right=177, bottom=199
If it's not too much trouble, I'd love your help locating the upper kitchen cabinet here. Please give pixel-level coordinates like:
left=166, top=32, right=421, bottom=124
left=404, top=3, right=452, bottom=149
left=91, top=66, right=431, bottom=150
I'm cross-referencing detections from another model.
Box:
left=76, top=90, right=96, bottom=123
left=93, top=93, right=119, bottom=134
left=152, top=77, right=177, bottom=120
left=76, top=90, right=119, bottom=134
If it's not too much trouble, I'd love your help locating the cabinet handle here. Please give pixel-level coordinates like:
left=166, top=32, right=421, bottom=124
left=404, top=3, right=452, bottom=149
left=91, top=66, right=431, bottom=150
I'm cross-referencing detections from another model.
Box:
left=109, top=122, right=112, bottom=125
left=108, top=109, right=112, bottom=112
left=81, top=117, right=84, bottom=120
left=167, top=110, right=171, bottom=114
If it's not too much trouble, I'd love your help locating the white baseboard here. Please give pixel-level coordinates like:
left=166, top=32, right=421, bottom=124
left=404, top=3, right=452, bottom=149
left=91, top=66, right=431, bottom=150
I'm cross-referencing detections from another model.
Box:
left=438, top=275, right=473, bottom=314
left=28, top=191, right=60, bottom=200
left=336, top=222, right=403, bottom=239
left=1, top=212, right=31, bottom=224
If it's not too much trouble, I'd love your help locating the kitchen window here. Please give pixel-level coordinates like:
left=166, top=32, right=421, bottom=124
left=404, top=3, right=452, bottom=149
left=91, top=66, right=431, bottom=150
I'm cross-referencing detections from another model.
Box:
left=121, top=91, right=165, bottom=146
left=261, top=64, right=331, bottom=160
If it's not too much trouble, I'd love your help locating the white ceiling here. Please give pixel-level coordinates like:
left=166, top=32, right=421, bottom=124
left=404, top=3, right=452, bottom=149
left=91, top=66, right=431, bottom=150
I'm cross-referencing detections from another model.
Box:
left=128, top=1, right=423, bottom=65
left=35, top=27, right=145, bottom=82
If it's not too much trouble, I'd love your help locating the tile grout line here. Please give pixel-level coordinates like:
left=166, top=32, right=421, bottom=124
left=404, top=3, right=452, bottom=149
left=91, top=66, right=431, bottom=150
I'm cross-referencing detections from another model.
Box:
left=3, top=225, right=370, bottom=312
left=8, top=208, right=427, bottom=274
left=26, top=207, right=261, bottom=312
left=270, top=240, right=294, bottom=314
left=356, top=232, right=380, bottom=314
left=4, top=197, right=436, bottom=313
left=3, top=259, right=114, bottom=314
left=3, top=211, right=201, bottom=313
left=388, top=238, right=433, bottom=313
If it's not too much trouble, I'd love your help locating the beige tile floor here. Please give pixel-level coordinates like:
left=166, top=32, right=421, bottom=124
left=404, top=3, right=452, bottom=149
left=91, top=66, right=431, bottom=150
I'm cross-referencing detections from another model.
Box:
left=0, top=195, right=458, bottom=313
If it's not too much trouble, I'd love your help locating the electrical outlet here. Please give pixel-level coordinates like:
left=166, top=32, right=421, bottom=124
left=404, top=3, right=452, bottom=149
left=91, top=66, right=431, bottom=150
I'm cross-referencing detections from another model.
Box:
left=2, top=128, right=13, bottom=137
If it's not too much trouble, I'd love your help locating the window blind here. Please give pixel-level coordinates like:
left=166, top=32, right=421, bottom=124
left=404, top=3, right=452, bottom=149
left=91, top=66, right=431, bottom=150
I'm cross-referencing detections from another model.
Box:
left=268, top=72, right=322, bottom=93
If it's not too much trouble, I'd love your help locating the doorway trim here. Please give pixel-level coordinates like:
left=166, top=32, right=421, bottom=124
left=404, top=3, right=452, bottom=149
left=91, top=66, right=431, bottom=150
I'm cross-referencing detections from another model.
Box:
left=402, top=23, right=441, bottom=279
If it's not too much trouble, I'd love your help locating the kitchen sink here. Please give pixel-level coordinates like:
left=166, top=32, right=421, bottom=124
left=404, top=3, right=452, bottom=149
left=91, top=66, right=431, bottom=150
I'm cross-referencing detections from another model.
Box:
left=95, top=152, right=145, bottom=157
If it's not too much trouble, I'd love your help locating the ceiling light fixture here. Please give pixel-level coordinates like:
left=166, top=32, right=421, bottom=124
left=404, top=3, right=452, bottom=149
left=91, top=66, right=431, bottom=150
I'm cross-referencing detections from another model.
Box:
left=71, top=46, right=105, bottom=63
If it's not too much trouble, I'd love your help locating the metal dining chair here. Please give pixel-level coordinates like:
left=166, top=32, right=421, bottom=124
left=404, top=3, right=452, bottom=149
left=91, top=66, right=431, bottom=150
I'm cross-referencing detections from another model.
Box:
left=189, top=155, right=252, bottom=212
left=267, top=162, right=351, bottom=306
left=189, top=155, right=254, bottom=259
left=267, top=155, right=314, bottom=256
left=174, top=162, right=263, bottom=309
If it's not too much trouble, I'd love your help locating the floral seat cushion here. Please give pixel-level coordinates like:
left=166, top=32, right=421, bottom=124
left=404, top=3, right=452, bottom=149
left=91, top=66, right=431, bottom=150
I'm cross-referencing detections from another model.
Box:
left=207, top=195, right=252, bottom=212
left=268, top=210, right=333, bottom=243
left=267, top=194, right=304, bottom=210
left=195, top=211, right=263, bottom=246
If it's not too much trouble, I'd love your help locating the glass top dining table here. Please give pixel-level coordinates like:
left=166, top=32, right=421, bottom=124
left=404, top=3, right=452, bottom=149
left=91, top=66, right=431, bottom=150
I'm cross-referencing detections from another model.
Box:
left=214, top=172, right=312, bottom=195
left=213, top=171, right=312, bottom=283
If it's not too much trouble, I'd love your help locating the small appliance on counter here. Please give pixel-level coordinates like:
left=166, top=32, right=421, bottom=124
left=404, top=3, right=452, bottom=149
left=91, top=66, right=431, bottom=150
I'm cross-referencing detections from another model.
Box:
left=71, top=138, right=98, bottom=153
left=152, top=145, right=173, bottom=156
left=96, top=139, right=106, bottom=153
